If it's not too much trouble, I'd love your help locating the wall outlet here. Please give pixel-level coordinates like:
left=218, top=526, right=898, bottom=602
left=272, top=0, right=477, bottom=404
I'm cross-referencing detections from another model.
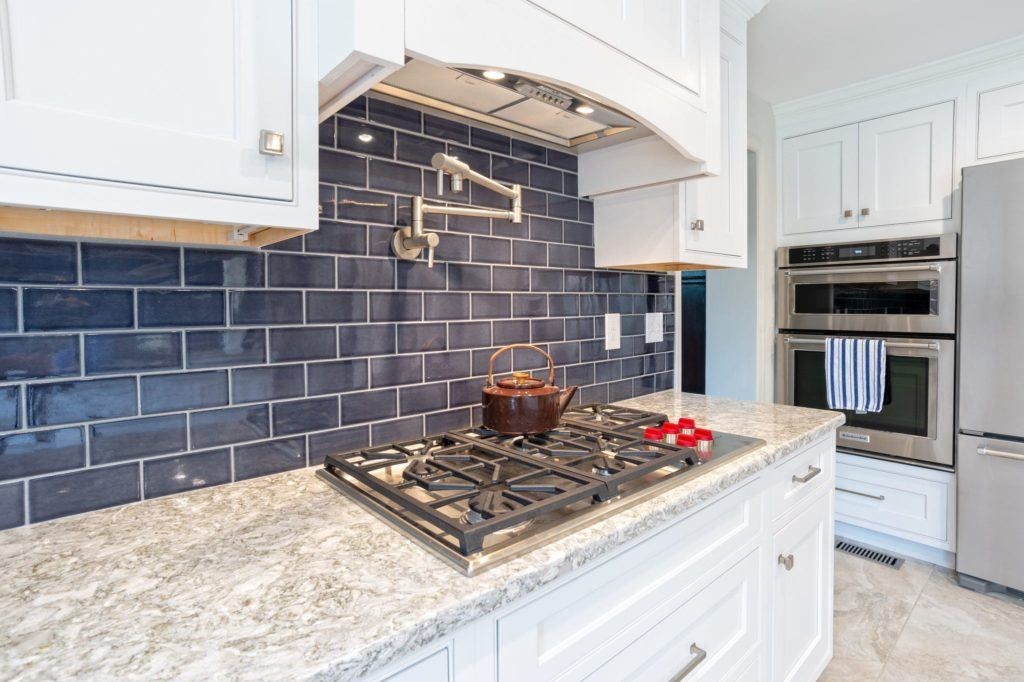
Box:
left=645, top=312, right=664, bottom=343
left=604, top=313, right=621, bottom=350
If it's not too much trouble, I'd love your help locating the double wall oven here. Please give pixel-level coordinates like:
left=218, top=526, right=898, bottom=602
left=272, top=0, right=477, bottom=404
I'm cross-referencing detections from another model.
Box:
left=775, top=235, right=957, bottom=468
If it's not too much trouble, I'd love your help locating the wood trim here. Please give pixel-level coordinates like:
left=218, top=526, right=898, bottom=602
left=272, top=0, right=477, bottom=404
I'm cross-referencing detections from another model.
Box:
left=0, top=206, right=311, bottom=248
left=606, top=261, right=726, bottom=272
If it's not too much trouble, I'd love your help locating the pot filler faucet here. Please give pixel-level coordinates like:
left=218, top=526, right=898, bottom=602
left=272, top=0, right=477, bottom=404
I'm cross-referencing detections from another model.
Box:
left=392, top=153, right=522, bottom=267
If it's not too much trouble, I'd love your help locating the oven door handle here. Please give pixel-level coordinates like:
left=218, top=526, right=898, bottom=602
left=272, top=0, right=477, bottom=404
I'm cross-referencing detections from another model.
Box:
left=977, top=446, right=1024, bottom=462
left=783, top=263, right=942, bottom=277
left=783, top=337, right=940, bottom=351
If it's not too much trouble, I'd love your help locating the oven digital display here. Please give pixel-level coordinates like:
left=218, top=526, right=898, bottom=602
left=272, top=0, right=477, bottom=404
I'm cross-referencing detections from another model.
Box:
left=838, top=245, right=876, bottom=259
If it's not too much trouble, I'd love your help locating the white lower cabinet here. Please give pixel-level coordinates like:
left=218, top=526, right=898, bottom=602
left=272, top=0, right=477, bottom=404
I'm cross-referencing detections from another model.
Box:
left=381, top=645, right=451, bottom=682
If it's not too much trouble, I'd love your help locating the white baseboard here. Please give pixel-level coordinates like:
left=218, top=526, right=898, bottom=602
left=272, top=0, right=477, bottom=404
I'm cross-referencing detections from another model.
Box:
left=835, top=521, right=956, bottom=569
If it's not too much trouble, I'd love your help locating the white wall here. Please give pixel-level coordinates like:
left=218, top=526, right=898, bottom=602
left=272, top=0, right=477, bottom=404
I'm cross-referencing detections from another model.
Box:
left=748, top=92, right=778, bottom=403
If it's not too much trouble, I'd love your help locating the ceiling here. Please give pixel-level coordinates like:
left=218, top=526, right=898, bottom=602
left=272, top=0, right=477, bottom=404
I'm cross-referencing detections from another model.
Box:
left=748, top=0, right=1024, bottom=104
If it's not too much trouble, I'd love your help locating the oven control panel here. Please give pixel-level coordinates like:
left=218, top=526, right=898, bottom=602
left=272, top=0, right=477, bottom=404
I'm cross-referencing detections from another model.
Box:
left=784, top=237, right=946, bottom=266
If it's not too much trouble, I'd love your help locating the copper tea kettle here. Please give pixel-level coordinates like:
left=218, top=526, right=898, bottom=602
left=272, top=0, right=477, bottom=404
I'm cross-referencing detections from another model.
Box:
left=481, top=344, right=578, bottom=435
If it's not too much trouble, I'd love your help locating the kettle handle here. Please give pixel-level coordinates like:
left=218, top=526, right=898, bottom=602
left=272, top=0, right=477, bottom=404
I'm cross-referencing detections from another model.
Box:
left=487, top=344, right=556, bottom=387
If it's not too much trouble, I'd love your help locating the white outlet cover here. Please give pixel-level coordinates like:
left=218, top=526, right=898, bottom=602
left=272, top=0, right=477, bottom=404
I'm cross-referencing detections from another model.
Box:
left=604, top=313, right=621, bottom=350
left=645, top=312, right=664, bottom=343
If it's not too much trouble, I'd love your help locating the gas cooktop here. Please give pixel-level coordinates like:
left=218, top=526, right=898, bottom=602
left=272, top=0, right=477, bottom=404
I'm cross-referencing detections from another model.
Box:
left=317, top=404, right=765, bottom=575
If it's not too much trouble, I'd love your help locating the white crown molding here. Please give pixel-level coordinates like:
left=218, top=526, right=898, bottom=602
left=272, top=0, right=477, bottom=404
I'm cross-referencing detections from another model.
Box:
left=773, top=33, right=1024, bottom=121
left=722, top=0, right=770, bottom=22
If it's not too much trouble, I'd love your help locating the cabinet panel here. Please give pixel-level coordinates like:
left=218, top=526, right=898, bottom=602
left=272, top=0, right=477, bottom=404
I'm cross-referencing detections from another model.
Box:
left=772, top=491, right=833, bottom=682
left=771, top=437, right=833, bottom=521
left=382, top=647, right=450, bottom=682
left=0, top=0, right=294, bottom=200
left=782, top=125, right=859, bottom=235
left=858, top=101, right=954, bottom=227
left=977, top=82, right=1024, bottom=159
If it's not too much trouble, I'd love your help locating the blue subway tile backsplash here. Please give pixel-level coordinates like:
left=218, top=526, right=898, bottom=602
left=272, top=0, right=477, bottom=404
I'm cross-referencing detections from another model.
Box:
left=0, top=95, right=674, bottom=527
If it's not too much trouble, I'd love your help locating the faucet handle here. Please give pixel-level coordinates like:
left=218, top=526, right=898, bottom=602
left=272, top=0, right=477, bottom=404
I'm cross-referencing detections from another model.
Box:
left=436, top=169, right=445, bottom=196
left=427, top=246, right=435, bottom=269
left=423, top=231, right=440, bottom=268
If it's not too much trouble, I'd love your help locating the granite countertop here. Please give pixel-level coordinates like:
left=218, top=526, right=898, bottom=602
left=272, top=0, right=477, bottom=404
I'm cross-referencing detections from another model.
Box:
left=0, top=392, right=843, bottom=681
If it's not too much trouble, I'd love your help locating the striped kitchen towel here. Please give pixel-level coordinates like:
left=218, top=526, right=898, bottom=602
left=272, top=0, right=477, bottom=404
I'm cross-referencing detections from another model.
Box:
left=825, top=338, right=886, bottom=413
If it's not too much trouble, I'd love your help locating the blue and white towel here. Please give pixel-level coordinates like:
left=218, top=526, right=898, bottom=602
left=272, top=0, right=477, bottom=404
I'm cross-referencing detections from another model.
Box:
left=825, top=338, right=886, bottom=413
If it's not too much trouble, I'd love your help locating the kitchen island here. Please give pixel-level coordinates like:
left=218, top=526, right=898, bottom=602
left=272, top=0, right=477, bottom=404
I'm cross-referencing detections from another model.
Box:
left=0, top=392, right=842, bottom=681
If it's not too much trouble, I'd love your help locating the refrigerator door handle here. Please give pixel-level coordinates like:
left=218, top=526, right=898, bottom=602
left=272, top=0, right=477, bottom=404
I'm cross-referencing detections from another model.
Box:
left=977, top=445, right=1024, bottom=462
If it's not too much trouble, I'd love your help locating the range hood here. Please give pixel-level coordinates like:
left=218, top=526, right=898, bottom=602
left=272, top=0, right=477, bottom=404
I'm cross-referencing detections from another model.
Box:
left=375, top=59, right=650, bottom=150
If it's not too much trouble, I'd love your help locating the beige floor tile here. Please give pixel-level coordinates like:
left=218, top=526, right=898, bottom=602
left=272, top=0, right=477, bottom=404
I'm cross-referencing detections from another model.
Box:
left=820, top=654, right=885, bottom=681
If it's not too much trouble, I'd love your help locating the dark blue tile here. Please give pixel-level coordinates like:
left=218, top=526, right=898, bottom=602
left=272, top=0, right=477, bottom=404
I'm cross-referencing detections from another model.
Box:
left=493, top=266, right=530, bottom=292
left=319, top=117, right=335, bottom=147
left=140, top=370, right=228, bottom=414
left=493, top=319, right=531, bottom=345
left=371, top=355, right=422, bottom=387
left=446, top=144, right=490, bottom=175
left=397, top=261, right=447, bottom=290
left=0, top=288, right=16, bottom=330
left=340, top=96, right=366, bottom=119
left=522, top=188, right=547, bottom=215
left=0, top=335, right=79, bottom=381
left=424, top=114, right=468, bottom=143
left=269, top=327, right=336, bottom=362
left=0, top=386, right=17, bottom=430
left=472, top=183, right=514, bottom=210
left=29, top=463, right=140, bottom=523
left=0, top=238, right=76, bottom=284
left=549, top=244, right=579, bottom=268
left=184, top=249, right=264, bottom=287
left=492, top=156, right=530, bottom=184
left=566, top=316, right=595, bottom=340
left=425, top=409, right=472, bottom=434
left=511, top=139, right=547, bottom=163
left=491, top=217, right=529, bottom=240
left=424, top=292, right=469, bottom=320
left=512, top=240, right=547, bottom=266
left=272, top=396, right=338, bottom=436
left=532, top=318, right=564, bottom=342
left=608, top=294, right=634, bottom=314
left=336, top=119, right=394, bottom=157
left=531, top=268, right=563, bottom=292
left=139, top=290, right=224, bottom=328
left=608, top=378, right=633, bottom=402
left=470, top=128, right=510, bottom=154
left=564, top=270, right=594, bottom=293
left=368, top=98, right=422, bottom=132
left=230, top=291, right=303, bottom=325
left=267, top=253, right=335, bottom=289
left=338, top=323, right=396, bottom=357
left=24, top=288, right=133, bottom=331
left=424, top=351, right=471, bottom=381
left=595, top=272, right=621, bottom=292
left=341, top=389, right=396, bottom=425
left=190, top=404, right=269, bottom=449
left=371, top=417, right=424, bottom=444
left=398, top=383, right=448, bottom=416
left=549, top=293, right=579, bottom=316
left=0, top=482, right=24, bottom=529
left=446, top=214, right=490, bottom=234
left=144, top=448, right=231, bottom=498
left=566, top=362, right=594, bottom=386
left=473, top=347, right=510, bottom=376
left=621, top=273, right=645, bottom=293
left=306, top=291, right=367, bottom=324
left=0, top=427, right=84, bottom=481
left=396, top=132, right=445, bottom=165
left=448, top=263, right=491, bottom=291
left=28, top=377, right=136, bottom=427
left=581, top=383, right=608, bottom=405
left=449, top=377, right=482, bottom=407
left=471, top=293, right=511, bottom=318
left=530, top=216, right=562, bottom=242
left=580, top=247, right=595, bottom=268
left=595, top=360, right=621, bottom=382
left=82, top=244, right=179, bottom=285
left=579, top=199, right=594, bottom=223
left=309, top=426, right=370, bottom=459
left=307, top=358, right=368, bottom=395
left=547, top=148, right=578, bottom=172
left=471, top=236, right=511, bottom=264
left=320, top=149, right=366, bottom=186
left=338, top=257, right=395, bottom=289
left=369, top=292, right=422, bottom=322
left=397, top=323, right=446, bottom=353
left=266, top=234, right=304, bottom=253
left=512, top=345, right=550, bottom=371
left=90, top=414, right=188, bottom=464
left=234, top=437, right=307, bottom=480
left=335, top=187, right=395, bottom=224
left=369, top=159, right=422, bottom=195
left=530, top=164, right=563, bottom=192
left=186, top=329, right=265, bottom=369
left=319, top=184, right=336, bottom=220
left=449, top=321, right=491, bottom=349
left=513, top=293, right=547, bottom=317
left=85, top=332, right=181, bottom=375
left=306, top=221, right=367, bottom=256
left=548, top=194, right=579, bottom=220
left=548, top=341, right=580, bottom=365
left=563, top=221, right=593, bottom=246
left=563, top=173, right=578, bottom=196
left=233, top=364, right=305, bottom=403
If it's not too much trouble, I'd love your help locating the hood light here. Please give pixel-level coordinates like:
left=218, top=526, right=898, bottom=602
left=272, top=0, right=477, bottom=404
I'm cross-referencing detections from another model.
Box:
left=482, top=70, right=506, bottom=80
left=575, top=104, right=595, bottom=115
left=357, top=133, right=374, bottom=143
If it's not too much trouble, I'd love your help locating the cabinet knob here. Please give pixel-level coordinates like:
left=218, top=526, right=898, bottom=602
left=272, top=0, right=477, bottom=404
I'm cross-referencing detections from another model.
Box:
left=259, top=129, right=285, bottom=156
left=778, top=553, right=795, bottom=571
left=842, top=209, right=853, bottom=218
left=690, top=219, right=705, bottom=232
left=860, top=207, right=871, bottom=216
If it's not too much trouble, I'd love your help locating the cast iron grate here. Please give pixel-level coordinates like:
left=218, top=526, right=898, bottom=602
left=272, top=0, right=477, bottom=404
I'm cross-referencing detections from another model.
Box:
left=836, top=538, right=905, bottom=569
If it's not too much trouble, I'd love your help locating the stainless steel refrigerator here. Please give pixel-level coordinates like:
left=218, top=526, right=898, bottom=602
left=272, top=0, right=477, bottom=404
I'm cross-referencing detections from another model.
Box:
left=958, top=157, right=1024, bottom=593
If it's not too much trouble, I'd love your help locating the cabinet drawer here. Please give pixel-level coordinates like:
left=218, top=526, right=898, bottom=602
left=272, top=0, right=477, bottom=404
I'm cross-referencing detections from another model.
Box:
left=835, top=452, right=954, bottom=549
left=381, top=646, right=450, bottom=682
left=496, top=485, right=762, bottom=680
left=585, top=549, right=761, bottom=682
left=771, top=437, right=834, bottom=520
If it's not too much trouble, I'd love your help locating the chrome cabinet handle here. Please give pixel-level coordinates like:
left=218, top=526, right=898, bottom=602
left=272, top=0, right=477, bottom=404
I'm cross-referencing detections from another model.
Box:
left=792, top=465, right=821, bottom=484
left=977, top=446, right=1024, bottom=462
left=861, top=207, right=871, bottom=216
left=837, top=486, right=885, bottom=501
left=259, top=129, right=285, bottom=156
left=778, top=553, right=795, bottom=570
left=669, top=643, right=707, bottom=681
left=843, top=209, right=853, bottom=218
left=690, top=219, right=705, bottom=231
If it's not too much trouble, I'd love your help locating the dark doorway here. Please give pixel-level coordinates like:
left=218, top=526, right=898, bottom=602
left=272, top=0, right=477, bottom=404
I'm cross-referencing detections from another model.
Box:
left=680, top=271, right=706, bottom=394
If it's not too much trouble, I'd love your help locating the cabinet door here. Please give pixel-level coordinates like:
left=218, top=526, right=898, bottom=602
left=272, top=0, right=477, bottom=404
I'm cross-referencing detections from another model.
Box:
left=977, top=82, right=1024, bottom=159
left=0, top=0, right=294, bottom=200
left=772, top=492, right=833, bottom=682
left=857, top=101, right=954, bottom=227
left=527, top=0, right=712, bottom=96
left=782, top=125, right=859, bottom=235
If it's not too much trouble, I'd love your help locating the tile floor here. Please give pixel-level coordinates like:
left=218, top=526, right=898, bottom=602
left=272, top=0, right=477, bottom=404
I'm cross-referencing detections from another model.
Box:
left=823, top=549, right=1024, bottom=680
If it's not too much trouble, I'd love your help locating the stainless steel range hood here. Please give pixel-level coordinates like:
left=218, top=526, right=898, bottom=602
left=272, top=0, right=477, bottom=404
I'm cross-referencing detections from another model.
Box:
left=375, top=59, right=648, bottom=149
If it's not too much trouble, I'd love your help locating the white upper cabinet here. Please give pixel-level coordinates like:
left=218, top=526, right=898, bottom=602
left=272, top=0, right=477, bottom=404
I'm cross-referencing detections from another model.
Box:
left=977, top=82, right=1024, bottom=159
left=0, top=0, right=317, bottom=246
left=781, top=101, right=954, bottom=235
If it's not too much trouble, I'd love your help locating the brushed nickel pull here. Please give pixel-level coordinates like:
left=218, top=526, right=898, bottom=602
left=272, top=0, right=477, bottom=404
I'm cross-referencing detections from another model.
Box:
left=259, top=129, right=285, bottom=156
left=778, top=553, right=795, bottom=570
left=843, top=209, right=853, bottom=218
left=690, top=219, right=705, bottom=231
left=977, top=446, right=1024, bottom=462
left=792, top=465, right=821, bottom=484
left=861, top=207, right=871, bottom=216
left=669, top=643, right=707, bottom=681
left=837, top=486, right=885, bottom=501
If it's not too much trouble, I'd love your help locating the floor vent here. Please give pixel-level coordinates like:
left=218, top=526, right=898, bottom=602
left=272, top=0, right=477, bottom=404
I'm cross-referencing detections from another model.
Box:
left=835, top=538, right=905, bottom=569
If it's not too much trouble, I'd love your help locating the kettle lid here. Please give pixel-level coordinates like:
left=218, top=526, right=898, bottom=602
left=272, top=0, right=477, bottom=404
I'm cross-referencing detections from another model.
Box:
left=495, top=372, right=546, bottom=390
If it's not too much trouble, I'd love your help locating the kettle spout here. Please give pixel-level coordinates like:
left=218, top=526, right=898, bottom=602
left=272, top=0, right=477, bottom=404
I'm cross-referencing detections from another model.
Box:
left=557, top=385, right=579, bottom=416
